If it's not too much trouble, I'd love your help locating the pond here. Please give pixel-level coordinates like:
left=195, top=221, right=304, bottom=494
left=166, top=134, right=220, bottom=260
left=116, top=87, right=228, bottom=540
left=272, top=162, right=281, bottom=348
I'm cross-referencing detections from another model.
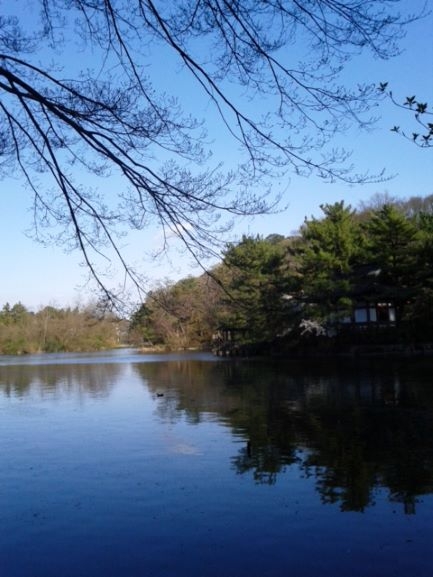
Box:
left=1, top=349, right=432, bottom=577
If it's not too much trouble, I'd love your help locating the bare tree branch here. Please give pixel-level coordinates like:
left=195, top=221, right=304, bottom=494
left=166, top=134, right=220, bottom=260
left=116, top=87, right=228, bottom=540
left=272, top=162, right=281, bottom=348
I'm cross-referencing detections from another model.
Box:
left=0, top=1, right=420, bottom=305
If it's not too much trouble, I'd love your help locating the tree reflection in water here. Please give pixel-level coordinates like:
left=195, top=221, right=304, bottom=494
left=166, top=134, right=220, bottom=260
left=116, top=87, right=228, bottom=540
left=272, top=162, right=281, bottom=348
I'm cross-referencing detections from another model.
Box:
left=0, top=361, right=122, bottom=400
left=133, top=358, right=433, bottom=513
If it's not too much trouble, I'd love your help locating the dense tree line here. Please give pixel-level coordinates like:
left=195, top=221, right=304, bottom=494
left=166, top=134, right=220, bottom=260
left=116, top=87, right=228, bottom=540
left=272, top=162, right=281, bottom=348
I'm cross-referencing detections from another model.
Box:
left=0, top=303, right=122, bottom=354
left=130, top=194, right=433, bottom=351
left=6, top=193, right=430, bottom=355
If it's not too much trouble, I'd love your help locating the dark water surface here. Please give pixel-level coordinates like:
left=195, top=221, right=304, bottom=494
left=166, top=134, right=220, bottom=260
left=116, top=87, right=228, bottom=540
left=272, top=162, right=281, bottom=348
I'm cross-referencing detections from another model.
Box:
left=1, top=350, right=432, bottom=577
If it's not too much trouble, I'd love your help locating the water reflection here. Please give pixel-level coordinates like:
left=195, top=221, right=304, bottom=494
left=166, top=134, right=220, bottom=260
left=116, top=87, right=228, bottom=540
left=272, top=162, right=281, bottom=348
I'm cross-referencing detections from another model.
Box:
left=2, top=352, right=432, bottom=577
left=1, top=352, right=432, bottom=516
left=0, top=362, right=123, bottom=399
left=133, top=358, right=433, bottom=513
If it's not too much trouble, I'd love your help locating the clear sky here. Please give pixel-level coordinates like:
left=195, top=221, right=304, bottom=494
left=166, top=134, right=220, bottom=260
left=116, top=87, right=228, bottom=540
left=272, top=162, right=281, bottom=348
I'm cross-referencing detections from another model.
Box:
left=1, top=0, right=432, bottom=310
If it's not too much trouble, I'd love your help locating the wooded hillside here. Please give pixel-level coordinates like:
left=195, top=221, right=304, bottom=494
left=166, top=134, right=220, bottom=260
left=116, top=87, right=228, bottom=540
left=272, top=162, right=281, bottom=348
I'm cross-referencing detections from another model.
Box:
left=129, top=194, right=433, bottom=353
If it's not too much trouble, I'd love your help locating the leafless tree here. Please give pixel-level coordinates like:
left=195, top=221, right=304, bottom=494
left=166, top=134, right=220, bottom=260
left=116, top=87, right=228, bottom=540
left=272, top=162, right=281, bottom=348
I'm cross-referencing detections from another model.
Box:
left=0, top=1, right=416, bottom=304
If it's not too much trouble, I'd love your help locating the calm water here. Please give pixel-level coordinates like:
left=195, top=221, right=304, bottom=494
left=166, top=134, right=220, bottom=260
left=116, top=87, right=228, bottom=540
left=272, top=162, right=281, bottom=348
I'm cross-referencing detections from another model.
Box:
left=1, top=349, right=432, bottom=577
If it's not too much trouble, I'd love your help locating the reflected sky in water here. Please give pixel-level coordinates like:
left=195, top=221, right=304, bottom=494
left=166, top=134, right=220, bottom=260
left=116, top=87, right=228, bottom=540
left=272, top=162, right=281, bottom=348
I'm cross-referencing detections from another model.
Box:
left=1, top=350, right=432, bottom=577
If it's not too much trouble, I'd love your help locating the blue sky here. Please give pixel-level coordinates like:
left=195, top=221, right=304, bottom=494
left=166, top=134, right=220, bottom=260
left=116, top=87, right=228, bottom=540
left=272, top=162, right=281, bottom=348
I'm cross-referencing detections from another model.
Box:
left=1, top=0, right=432, bottom=310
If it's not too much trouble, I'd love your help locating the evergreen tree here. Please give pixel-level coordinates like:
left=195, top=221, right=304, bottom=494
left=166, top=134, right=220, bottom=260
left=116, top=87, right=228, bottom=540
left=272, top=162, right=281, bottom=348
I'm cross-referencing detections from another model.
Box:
left=297, top=202, right=362, bottom=319
left=221, top=235, right=290, bottom=341
left=363, top=204, right=418, bottom=320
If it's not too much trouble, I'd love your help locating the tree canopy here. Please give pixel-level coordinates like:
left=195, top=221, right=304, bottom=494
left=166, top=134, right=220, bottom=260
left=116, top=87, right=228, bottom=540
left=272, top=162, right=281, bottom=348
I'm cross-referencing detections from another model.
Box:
left=298, top=201, right=361, bottom=316
left=0, top=0, right=415, bottom=302
left=0, top=302, right=121, bottom=354
left=129, top=194, right=433, bottom=351
left=4, top=193, right=433, bottom=353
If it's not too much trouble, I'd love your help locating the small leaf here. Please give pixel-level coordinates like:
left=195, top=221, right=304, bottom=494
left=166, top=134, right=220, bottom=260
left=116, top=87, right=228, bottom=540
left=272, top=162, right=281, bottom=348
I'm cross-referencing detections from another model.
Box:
left=404, top=96, right=416, bottom=107
left=391, top=126, right=400, bottom=132
left=416, top=102, right=428, bottom=113
left=412, top=133, right=419, bottom=141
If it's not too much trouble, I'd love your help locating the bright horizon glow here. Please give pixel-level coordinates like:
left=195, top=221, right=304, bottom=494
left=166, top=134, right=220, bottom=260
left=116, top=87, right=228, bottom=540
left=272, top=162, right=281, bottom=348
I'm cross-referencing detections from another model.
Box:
left=1, top=0, right=432, bottom=311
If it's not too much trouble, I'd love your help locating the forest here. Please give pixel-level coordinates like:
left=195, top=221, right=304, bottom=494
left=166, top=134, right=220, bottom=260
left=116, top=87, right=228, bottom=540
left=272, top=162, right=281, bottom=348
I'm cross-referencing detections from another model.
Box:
left=0, top=303, right=123, bottom=355
left=2, top=193, right=432, bottom=356
left=129, top=194, right=433, bottom=354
